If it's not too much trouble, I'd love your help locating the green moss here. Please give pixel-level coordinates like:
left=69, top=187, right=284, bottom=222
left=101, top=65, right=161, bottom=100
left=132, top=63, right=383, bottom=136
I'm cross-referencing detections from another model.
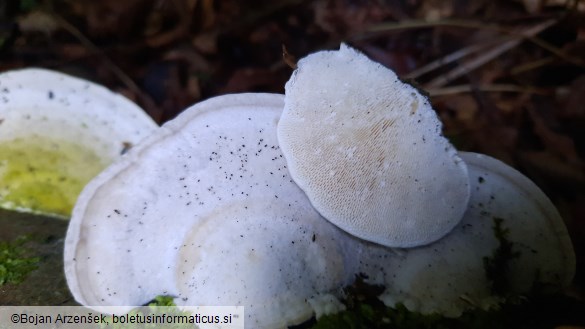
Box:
left=311, top=276, right=447, bottom=329
left=146, top=295, right=177, bottom=307
left=102, top=296, right=195, bottom=329
left=311, top=217, right=575, bottom=328
left=0, top=235, right=39, bottom=285
left=0, top=136, right=109, bottom=217
left=310, top=278, right=585, bottom=329
left=313, top=302, right=442, bottom=329
left=482, top=217, right=520, bottom=296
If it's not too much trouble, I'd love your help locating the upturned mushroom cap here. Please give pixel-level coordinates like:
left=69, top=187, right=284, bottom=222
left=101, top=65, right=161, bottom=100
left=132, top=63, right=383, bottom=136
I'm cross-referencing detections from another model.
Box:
left=277, top=44, right=470, bottom=248
left=359, top=152, right=575, bottom=316
left=0, top=68, right=157, bottom=217
left=64, top=93, right=354, bottom=328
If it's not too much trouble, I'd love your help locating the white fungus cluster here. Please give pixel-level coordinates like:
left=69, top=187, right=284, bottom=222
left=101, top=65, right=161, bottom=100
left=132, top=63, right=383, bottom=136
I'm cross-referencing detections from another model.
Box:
left=63, top=46, right=575, bottom=329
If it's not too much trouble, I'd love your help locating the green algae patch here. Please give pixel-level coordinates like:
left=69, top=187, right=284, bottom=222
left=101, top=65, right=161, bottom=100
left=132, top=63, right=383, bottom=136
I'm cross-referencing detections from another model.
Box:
left=0, top=135, right=110, bottom=218
left=0, top=235, right=39, bottom=285
left=483, top=217, right=521, bottom=296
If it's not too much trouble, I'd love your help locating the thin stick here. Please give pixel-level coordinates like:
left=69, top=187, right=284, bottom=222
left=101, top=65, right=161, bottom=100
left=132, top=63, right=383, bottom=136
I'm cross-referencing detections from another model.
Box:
left=426, top=19, right=556, bottom=88
left=364, top=18, right=583, bottom=72
left=427, top=84, right=550, bottom=96
left=54, top=15, right=142, bottom=93
left=510, top=56, right=556, bottom=75
left=367, top=19, right=505, bottom=34
left=404, top=41, right=496, bottom=79
left=51, top=13, right=161, bottom=121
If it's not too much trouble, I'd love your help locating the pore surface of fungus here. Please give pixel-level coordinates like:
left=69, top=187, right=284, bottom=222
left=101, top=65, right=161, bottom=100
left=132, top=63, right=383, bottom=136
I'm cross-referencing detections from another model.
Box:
left=0, top=68, right=157, bottom=217
left=277, top=44, right=470, bottom=248
left=64, top=93, right=356, bottom=329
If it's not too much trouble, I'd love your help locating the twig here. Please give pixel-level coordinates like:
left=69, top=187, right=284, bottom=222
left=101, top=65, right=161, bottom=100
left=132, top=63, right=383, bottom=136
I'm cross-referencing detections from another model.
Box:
left=404, top=41, right=497, bottom=80
left=54, top=15, right=141, bottom=93
left=427, top=84, right=551, bottom=97
left=363, top=18, right=584, bottom=80
left=366, top=18, right=504, bottom=33
left=510, top=56, right=556, bottom=75
left=426, top=19, right=556, bottom=88
left=50, top=13, right=162, bottom=122
left=145, top=0, right=195, bottom=48
left=282, top=45, right=297, bottom=69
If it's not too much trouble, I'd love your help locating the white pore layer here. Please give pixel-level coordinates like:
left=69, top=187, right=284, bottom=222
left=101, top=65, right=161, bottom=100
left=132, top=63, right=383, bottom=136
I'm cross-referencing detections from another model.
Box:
left=278, top=44, right=470, bottom=248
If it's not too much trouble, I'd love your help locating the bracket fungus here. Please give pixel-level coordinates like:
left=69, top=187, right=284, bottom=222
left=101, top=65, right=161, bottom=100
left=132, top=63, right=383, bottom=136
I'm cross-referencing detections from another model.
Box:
left=274, top=44, right=573, bottom=316
left=63, top=46, right=575, bottom=328
left=64, top=94, right=357, bottom=328
left=358, top=152, right=575, bottom=316
left=0, top=68, right=157, bottom=217
left=277, top=44, right=470, bottom=248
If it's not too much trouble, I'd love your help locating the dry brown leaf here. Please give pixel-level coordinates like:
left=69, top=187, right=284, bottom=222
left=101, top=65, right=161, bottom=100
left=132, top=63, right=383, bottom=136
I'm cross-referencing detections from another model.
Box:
left=416, top=0, right=454, bottom=21
left=85, top=0, right=152, bottom=39
left=437, top=94, right=479, bottom=124
left=145, top=0, right=194, bottom=47
left=528, top=106, right=582, bottom=164
left=493, top=93, right=532, bottom=114
left=163, top=47, right=212, bottom=73
left=520, top=0, right=585, bottom=13
left=558, top=75, right=585, bottom=120
left=192, top=30, right=219, bottom=54
left=219, top=67, right=282, bottom=94
left=200, top=0, right=216, bottom=29
left=518, top=150, right=585, bottom=187
left=17, top=11, right=59, bottom=35
left=312, top=0, right=393, bottom=37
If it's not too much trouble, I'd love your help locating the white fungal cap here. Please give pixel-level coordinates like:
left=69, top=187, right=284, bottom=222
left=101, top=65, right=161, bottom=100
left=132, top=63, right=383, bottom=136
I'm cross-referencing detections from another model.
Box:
left=64, top=94, right=354, bottom=328
left=0, top=68, right=157, bottom=217
left=458, top=152, right=575, bottom=289
left=359, top=152, right=575, bottom=316
left=277, top=44, right=470, bottom=248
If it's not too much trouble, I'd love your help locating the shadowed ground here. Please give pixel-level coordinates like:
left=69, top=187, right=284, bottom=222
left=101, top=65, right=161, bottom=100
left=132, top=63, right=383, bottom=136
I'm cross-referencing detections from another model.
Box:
left=0, top=209, right=75, bottom=306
